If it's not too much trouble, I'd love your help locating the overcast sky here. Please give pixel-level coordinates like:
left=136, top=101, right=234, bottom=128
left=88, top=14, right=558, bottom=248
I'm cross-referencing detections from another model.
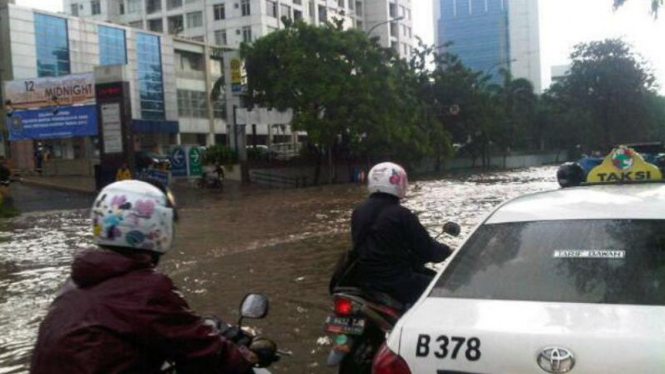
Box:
left=16, top=0, right=665, bottom=92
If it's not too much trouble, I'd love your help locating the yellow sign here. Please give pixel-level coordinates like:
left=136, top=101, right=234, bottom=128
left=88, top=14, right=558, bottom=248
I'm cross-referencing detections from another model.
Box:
left=587, top=146, right=662, bottom=183
left=230, top=58, right=244, bottom=95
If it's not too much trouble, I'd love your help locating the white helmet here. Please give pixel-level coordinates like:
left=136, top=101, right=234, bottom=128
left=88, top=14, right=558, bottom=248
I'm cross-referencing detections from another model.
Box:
left=368, top=162, right=409, bottom=199
left=92, top=180, right=177, bottom=254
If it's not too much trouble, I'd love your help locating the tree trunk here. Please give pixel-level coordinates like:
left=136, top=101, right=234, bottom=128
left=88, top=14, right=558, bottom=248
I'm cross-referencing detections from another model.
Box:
left=328, top=146, right=335, bottom=185
left=313, top=148, right=322, bottom=186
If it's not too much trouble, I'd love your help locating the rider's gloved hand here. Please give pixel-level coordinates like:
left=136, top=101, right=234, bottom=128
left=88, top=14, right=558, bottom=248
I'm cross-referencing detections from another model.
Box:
left=222, top=326, right=253, bottom=346
left=249, top=337, right=279, bottom=368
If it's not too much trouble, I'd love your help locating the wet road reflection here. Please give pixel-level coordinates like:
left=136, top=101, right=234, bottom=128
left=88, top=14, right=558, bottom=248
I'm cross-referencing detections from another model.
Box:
left=0, top=167, right=558, bottom=373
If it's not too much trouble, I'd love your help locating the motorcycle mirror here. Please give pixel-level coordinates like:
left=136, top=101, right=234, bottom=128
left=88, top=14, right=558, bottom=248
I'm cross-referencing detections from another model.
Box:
left=240, top=293, right=269, bottom=321
left=443, top=222, right=461, bottom=237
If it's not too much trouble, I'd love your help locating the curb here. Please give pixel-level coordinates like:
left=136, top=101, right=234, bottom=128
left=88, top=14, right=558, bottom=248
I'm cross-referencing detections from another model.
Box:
left=19, top=178, right=97, bottom=195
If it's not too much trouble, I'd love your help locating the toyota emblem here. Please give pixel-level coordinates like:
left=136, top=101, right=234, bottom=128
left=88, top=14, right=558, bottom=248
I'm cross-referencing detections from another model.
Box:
left=537, top=347, right=575, bottom=373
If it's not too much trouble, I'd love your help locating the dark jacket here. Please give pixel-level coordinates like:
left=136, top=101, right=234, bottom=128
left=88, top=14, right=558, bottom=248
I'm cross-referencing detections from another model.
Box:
left=30, top=250, right=254, bottom=374
left=350, top=193, right=452, bottom=291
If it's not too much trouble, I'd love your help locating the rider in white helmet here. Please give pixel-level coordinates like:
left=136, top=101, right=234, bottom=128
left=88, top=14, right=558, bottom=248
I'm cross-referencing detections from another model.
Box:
left=32, top=180, right=275, bottom=374
left=330, top=162, right=452, bottom=306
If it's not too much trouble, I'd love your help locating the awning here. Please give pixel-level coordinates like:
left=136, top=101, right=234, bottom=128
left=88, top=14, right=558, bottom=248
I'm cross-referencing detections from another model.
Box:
left=132, top=119, right=179, bottom=134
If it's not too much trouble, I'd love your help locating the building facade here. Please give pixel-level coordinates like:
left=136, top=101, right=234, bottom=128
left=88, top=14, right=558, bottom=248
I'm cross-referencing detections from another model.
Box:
left=62, top=0, right=414, bottom=57
left=434, top=0, right=542, bottom=92
left=0, top=3, right=239, bottom=171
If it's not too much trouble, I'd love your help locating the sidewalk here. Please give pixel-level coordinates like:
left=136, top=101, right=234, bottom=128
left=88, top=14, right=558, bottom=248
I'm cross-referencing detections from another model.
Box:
left=19, top=175, right=96, bottom=194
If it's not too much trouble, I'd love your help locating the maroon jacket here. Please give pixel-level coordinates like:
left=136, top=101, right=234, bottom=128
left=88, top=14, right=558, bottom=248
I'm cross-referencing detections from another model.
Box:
left=31, top=250, right=254, bottom=374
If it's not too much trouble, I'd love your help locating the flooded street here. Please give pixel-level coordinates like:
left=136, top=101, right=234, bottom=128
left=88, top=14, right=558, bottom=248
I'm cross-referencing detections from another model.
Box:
left=0, top=167, right=558, bottom=373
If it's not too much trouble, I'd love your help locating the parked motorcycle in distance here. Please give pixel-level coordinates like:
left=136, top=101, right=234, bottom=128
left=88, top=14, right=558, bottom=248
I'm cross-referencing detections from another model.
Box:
left=163, top=293, right=282, bottom=374
left=325, top=222, right=462, bottom=373
left=198, top=163, right=225, bottom=189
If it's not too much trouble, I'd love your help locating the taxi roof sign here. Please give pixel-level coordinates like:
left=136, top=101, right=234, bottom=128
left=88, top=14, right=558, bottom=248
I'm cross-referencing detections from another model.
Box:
left=586, top=146, right=663, bottom=184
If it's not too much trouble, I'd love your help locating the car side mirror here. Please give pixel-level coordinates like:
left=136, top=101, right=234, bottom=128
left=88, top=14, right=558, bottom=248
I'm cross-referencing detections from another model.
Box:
left=443, top=222, right=461, bottom=237
left=240, top=293, right=269, bottom=321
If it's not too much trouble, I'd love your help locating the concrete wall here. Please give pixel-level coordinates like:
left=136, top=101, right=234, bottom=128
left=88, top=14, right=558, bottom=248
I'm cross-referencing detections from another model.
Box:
left=250, top=151, right=567, bottom=188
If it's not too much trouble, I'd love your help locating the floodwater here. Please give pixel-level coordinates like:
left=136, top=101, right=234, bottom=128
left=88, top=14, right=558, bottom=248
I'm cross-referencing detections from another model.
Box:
left=0, top=167, right=558, bottom=374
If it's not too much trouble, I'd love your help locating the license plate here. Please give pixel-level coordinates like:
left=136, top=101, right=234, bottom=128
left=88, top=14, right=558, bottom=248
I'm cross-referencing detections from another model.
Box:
left=325, top=316, right=366, bottom=336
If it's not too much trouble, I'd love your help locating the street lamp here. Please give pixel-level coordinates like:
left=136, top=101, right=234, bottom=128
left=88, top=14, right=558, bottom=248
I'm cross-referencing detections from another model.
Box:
left=366, top=15, right=405, bottom=36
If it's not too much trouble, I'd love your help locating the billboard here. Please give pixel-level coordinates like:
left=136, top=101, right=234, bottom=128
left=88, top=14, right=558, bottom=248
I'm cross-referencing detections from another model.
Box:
left=8, top=105, right=99, bottom=141
left=4, top=73, right=96, bottom=109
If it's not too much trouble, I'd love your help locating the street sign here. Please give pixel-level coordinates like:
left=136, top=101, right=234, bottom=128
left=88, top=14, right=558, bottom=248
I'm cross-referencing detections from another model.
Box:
left=170, top=146, right=188, bottom=177
left=449, top=104, right=461, bottom=116
left=189, top=147, right=203, bottom=176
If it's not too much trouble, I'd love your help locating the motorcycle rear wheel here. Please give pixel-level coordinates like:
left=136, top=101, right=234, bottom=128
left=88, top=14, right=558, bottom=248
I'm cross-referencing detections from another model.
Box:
left=338, top=328, right=383, bottom=374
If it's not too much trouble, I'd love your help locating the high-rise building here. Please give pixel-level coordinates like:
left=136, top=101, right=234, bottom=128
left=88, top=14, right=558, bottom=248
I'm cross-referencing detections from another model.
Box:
left=434, top=0, right=542, bottom=93
left=63, top=0, right=414, bottom=57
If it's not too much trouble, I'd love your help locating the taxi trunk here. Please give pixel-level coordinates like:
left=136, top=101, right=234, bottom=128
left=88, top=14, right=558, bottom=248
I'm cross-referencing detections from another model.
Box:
left=397, top=298, right=665, bottom=374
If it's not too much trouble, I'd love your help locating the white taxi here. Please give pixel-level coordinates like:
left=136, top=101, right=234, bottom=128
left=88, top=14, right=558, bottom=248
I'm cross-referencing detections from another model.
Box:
left=373, top=146, right=665, bottom=374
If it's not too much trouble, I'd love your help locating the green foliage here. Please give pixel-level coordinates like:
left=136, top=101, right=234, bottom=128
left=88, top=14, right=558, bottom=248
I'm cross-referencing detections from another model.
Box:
left=241, top=20, right=436, bottom=166
left=547, top=39, right=662, bottom=150
left=614, top=0, right=662, bottom=17
left=203, top=145, right=238, bottom=165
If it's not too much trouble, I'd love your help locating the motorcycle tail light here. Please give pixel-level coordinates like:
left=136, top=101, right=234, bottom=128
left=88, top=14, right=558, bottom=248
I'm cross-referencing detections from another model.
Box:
left=372, top=343, right=412, bottom=374
left=334, top=296, right=354, bottom=316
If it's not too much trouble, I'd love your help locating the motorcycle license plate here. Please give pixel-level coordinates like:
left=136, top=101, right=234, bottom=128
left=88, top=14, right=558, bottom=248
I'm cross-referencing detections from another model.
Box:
left=325, top=316, right=366, bottom=336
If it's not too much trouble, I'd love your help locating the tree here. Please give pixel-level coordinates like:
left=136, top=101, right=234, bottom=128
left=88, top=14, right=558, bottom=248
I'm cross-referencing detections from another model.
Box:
left=489, top=70, right=538, bottom=155
left=552, top=39, right=660, bottom=150
left=614, top=0, right=662, bottom=17
left=241, top=19, right=434, bottom=183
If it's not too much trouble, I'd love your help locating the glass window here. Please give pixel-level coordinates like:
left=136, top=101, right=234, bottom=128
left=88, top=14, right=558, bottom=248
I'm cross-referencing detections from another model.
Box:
left=167, top=0, right=183, bottom=10
left=175, top=50, right=203, bottom=72
left=168, top=15, right=184, bottom=34
left=389, top=2, right=396, bottom=17
left=242, top=26, right=252, bottom=42
left=293, top=0, right=302, bottom=4
left=128, top=0, right=142, bottom=13
left=214, top=29, right=227, bottom=45
left=280, top=4, right=291, bottom=18
left=294, top=9, right=303, bottom=20
left=432, top=220, right=665, bottom=306
left=70, top=3, right=79, bottom=16
left=119, top=2, right=125, bottom=14
left=214, top=4, right=226, bottom=20
left=146, top=0, right=162, bottom=14
left=91, top=0, right=101, bottom=15
left=267, top=0, right=278, bottom=18
left=241, top=0, right=250, bottom=16
left=338, top=0, right=344, bottom=8
left=318, top=5, right=326, bottom=22
left=355, top=1, right=362, bottom=15
left=177, top=90, right=208, bottom=118
left=186, top=12, right=203, bottom=28
left=98, top=26, right=127, bottom=66
left=148, top=18, right=164, bottom=32
left=136, top=33, right=165, bottom=120
left=34, top=14, right=70, bottom=77
left=129, top=20, right=144, bottom=29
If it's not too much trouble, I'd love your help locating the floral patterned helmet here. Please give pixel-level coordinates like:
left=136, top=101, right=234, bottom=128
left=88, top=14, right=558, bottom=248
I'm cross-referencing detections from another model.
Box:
left=92, top=180, right=176, bottom=254
left=368, top=162, right=409, bottom=199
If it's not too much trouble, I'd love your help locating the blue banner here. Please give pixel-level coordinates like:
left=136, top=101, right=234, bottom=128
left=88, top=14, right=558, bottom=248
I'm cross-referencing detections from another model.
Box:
left=8, top=105, right=98, bottom=141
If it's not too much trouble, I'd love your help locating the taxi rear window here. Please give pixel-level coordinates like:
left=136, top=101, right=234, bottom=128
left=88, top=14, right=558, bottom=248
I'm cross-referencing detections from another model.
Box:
left=431, top=220, right=665, bottom=305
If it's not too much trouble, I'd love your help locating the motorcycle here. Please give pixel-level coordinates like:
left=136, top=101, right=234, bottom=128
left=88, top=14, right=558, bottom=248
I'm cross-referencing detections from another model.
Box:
left=163, top=293, right=284, bottom=374
left=198, top=164, right=225, bottom=189
left=324, top=222, right=461, bottom=373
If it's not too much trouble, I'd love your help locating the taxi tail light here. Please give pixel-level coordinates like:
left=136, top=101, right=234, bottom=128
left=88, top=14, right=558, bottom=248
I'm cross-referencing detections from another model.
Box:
left=372, top=343, right=412, bottom=374
left=334, top=296, right=356, bottom=316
